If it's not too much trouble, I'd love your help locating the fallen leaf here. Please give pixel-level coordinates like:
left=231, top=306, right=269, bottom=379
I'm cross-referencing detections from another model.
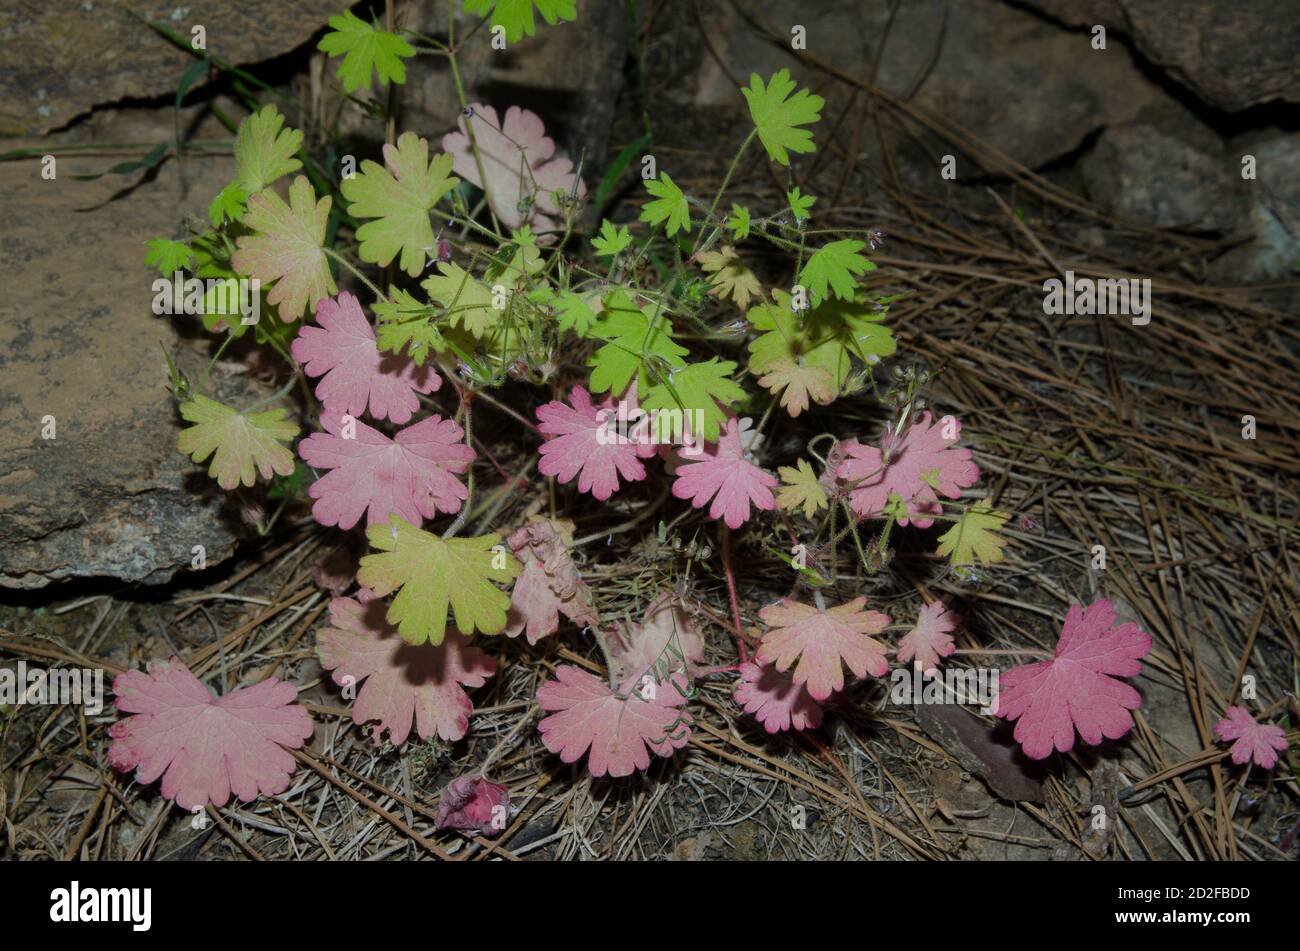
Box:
left=609, top=593, right=706, bottom=692
left=436, top=775, right=509, bottom=835
left=995, top=599, right=1152, bottom=760
left=504, top=517, right=599, bottom=644
left=1214, top=706, right=1290, bottom=770
left=108, top=658, right=313, bottom=810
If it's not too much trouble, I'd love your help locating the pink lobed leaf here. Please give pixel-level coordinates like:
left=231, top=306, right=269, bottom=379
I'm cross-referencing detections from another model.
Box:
left=441, top=104, right=585, bottom=235
left=317, top=596, right=495, bottom=745
left=756, top=596, right=891, bottom=701
left=837, top=411, right=979, bottom=527
left=733, top=661, right=824, bottom=734
left=107, top=658, right=314, bottom=811
left=995, top=598, right=1152, bottom=760
left=298, top=410, right=474, bottom=529
left=292, top=291, right=441, bottom=424
left=671, top=415, right=778, bottom=530
left=536, top=665, right=693, bottom=778
left=1213, top=706, right=1290, bottom=770
left=536, top=385, right=647, bottom=501
left=896, top=600, right=958, bottom=674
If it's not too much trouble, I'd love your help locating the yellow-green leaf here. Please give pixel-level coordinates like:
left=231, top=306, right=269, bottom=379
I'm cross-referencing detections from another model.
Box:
left=234, top=105, right=303, bottom=196
left=176, top=395, right=298, bottom=490
left=777, top=459, right=828, bottom=518
left=231, top=175, right=335, bottom=321
left=423, top=261, right=501, bottom=337
left=936, top=502, right=1009, bottom=567
left=741, top=69, right=824, bottom=166
left=697, top=245, right=762, bottom=311
left=357, top=517, right=522, bottom=646
left=317, top=10, right=415, bottom=93
left=641, top=357, right=746, bottom=442
left=342, top=133, right=458, bottom=277
left=639, top=172, right=691, bottom=235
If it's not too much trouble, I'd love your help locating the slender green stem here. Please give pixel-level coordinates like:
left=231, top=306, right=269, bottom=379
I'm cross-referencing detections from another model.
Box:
left=447, top=47, right=503, bottom=238
left=694, top=128, right=756, bottom=254
left=200, top=333, right=235, bottom=390
left=323, top=247, right=387, bottom=303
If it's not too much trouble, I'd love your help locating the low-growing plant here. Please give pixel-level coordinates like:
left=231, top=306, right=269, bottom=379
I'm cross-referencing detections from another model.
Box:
left=120, top=3, right=1288, bottom=815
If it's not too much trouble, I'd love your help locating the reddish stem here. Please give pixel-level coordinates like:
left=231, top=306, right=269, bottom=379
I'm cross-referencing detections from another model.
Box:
left=721, top=525, right=749, bottom=663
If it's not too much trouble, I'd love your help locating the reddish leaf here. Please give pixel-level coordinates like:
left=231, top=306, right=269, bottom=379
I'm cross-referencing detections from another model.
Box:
left=756, top=596, right=890, bottom=701
left=536, top=385, right=647, bottom=501
left=733, top=661, right=823, bottom=734
left=108, top=658, right=313, bottom=810
left=995, top=599, right=1152, bottom=760
left=1214, top=706, right=1290, bottom=770
left=897, top=600, right=958, bottom=673
left=536, top=666, right=692, bottom=777
left=298, top=411, right=474, bottom=529
left=317, top=596, right=495, bottom=745
left=818, top=437, right=857, bottom=495
left=837, top=412, right=979, bottom=526
left=504, top=517, right=599, bottom=644
left=436, top=775, right=509, bottom=835
left=671, top=415, right=778, bottom=529
left=442, top=104, right=585, bottom=234
left=609, top=593, right=706, bottom=692
left=292, top=292, right=440, bottom=424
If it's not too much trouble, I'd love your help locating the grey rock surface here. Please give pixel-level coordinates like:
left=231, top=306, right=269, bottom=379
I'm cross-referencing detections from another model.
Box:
left=688, top=0, right=1164, bottom=171
left=0, top=0, right=339, bottom=136
left=1218, top=133, right=1300, bottom=281
left=1019, top=0, right=1300, bottom=112
left=1081, top=123, right=1246, bottom=232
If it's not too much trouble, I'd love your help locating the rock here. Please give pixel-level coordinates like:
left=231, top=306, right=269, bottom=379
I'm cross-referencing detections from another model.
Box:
left=0, top=131, right=266, bottom=589
left=1018, top=0, right=1300, bottom=112
left=0, top=0, right=338, bottom=136
left=687, top=0, right=1164, bottom=171
left=1216, top=133, right=1300, bottom=281
left=1080, top=123, right=1246, bottom=232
